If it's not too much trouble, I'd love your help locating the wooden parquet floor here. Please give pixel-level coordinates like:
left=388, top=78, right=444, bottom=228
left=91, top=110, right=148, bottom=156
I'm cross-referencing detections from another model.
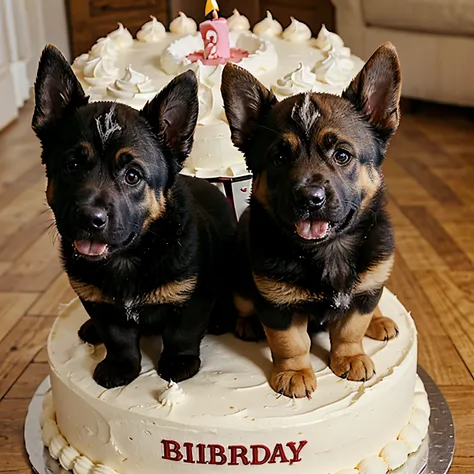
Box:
left=0, top=101, right=473, bottom=473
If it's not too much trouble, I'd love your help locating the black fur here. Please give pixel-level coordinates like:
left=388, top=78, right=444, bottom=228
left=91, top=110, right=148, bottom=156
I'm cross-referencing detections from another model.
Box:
left=33, top=45, right=236, bottom=388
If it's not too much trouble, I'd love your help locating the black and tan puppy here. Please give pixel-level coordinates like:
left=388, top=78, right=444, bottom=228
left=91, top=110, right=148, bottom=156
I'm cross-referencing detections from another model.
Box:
left=32, top=45, right=236, bottom=389
left=221, top=43, right=401, bottom=399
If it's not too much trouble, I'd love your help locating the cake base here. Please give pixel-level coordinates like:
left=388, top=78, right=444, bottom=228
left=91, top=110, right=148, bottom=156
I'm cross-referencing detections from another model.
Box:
left=24, top=366, right=454, bottom=474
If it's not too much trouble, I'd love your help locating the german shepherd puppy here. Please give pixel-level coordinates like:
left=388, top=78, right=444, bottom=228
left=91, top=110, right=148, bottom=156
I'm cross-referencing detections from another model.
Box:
left=221, top=43, right=401, bottom=399
left=32, top=46, right=236, bottom=389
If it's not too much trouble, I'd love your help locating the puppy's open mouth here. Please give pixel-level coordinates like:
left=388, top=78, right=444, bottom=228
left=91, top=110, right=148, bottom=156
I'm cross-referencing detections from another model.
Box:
left=74, top=239, right=109, bottom=259
left=295, top=209, right=357, bottom=242
left=73, top=232, right=137, bottom=260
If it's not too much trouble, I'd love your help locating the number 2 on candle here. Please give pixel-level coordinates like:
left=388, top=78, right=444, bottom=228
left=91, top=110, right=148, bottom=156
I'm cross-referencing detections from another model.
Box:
left=205, top=29, right=218, bottom=59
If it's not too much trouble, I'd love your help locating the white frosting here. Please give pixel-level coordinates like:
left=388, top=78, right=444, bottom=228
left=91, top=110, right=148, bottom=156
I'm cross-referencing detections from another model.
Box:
left=253, top=11, right=283, bottom=37
left=282, top=17, right=312, bottom=42
left=272, top=62, right=321, bottom=97
left=314, top=24, right=351, bottom=57
left=137, top=16, right=166, bottom=43
left=44, top=289, right=427, bottom=474
left=313, top=50, right=356, bottom=86
left=107, top=66, right=157, bottom=101
left=49, top=434, right=67, bottom=459
left=158, top=381, right=185, bottom=406
left=72, top=54, right=90, bottom=76
left=83, top=57, right=119, bottom=87
left=90, top=37, right=120, bottom=59
left=169, top=12, right=197, bottom=35
left=73, top=21, right=363, bottom=178
left=107, top=23, right=133, bottom=49
left=227, top=9, right=251, bottom=31
left=59, top=445, right=81, bottom=471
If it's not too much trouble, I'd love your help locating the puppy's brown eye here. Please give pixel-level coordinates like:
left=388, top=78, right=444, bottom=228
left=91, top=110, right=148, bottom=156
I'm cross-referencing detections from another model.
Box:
left=125, top=168, right=141, bottom=186
left=64, top=159, right=79, bottom=174
left=273, top=155, right=286, bottom=167
left=334, top=149, right=352, bottom=166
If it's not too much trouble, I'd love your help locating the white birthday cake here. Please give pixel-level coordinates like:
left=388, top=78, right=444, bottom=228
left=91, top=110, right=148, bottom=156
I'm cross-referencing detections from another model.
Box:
left=70, top=10, right=364, bottom=179
left=42, top=289, right=429, bottom=474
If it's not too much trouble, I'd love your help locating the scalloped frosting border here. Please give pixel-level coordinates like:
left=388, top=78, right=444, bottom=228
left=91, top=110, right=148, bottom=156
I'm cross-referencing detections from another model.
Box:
left=40, top=376, right=430, bottom=474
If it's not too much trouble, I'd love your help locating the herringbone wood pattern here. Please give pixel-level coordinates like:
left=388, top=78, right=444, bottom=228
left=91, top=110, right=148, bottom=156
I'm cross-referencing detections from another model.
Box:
left=0, top=101, right=472, bottom=472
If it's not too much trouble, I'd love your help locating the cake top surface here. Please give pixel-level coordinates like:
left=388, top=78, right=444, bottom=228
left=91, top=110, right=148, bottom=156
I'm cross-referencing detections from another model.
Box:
left=49, top=289, right=416, bottom=431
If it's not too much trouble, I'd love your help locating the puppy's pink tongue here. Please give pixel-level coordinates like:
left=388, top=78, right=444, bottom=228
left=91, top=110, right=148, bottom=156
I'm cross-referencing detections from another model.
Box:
left=74, top=240, right=108, bottom=256
left=296, top=220, right=329, bottom=240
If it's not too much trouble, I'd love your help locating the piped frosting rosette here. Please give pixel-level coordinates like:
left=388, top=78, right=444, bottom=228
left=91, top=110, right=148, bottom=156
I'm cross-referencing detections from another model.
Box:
left=314, top=24, right=351, bottom=57
left=312, top=50, right=356, bottom=88
left=169, top=11, right=197, bottom=35
left=227, top=9, right=251, bottom=31
left=282, top=17, right=312, bottom=42
left=89, top=37, right=120, bottom=58
left=83, top=57, right=119, bottom=87
left=137, top=16, right=166, bottom=43
left=253, top=11, right=283, bottom=37
left=272, top=63, right=325, bottom=97
left=107, top=66, right=158, bottom=101
left=107, top=22, right=134, bottom=48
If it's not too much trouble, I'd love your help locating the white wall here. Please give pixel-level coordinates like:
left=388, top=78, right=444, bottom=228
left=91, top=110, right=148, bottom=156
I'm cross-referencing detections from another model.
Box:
left=39, top=0, right=70, bottom=60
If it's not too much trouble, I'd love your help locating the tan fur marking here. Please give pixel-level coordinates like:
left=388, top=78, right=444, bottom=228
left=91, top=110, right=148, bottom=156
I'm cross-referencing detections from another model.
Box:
left=253, top=274, right=323, bottom=306
left=282, top=132, right=300, bottom=152
left=329, top=310, right=375, bottom=381
left=359, top=163, right=382, bottom=211
left=114, top=146, right=136, bottom=162
left=233, top=293, right=255, bottom=317
left=251, top=172, right=272, bottom=212
left=142, top=189, right=166, bottom=233
left=265, top=314, right=316, bottom=398
left=69, top=279, right=112, bottom=304
left=144, top=277, right=197, bottom=305
left=46, top=179, right=54, bottom=206
left=79, top=141, right=94, bottom=161
left=355, top=254, right=394, bottom=294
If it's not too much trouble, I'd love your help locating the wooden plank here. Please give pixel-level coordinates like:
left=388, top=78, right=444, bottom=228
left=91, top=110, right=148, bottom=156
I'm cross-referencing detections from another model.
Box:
left=401, top=206, right=474, bottom=271
left=0, top=315, right=54, bottom=399
left=28, top=272, right=75, bottom=317
left=388, top=252, right=473, bottom=385
left=33, top=347, right=48, bottom=363
left=0, top=292, right=38, bottom=343
left=439, top=386, right=474, bottom=458
left=4, top=362, right=49, bottom=399
left=416, top=271, right=474, bottom=377
left=0, top=398, right=31, bottom=472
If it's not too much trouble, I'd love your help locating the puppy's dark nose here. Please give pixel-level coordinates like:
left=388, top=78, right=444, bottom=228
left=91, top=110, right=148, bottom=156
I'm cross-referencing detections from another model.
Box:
left=300, top=186, right=326, bottom=209
left=77, top=207, right=108, bottom=231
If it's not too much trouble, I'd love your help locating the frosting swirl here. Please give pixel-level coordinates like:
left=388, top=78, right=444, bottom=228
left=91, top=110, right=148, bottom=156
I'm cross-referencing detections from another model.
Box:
left=89, top=37, right=119, bottom=58
left=313, top=50, right=355, bottom=86
left=107, top=66, right=158, bottom=100
left=282, top=17, right=312, bottom=42
left=107, top=23, right=133, bottom=48
left=137, top=16, right=166, bottom=43
left=83, top=57, right=119, bottom=87
left=169, top=12, right=197, bottom=35
left=314, top=24, right=351, bottom=57
left=227, top=9, right=251, bottom=31
left=253, top=11, right=283, bottom=38
left=158, top=381, right=185, bottom=406
left=72, top=53, right=90, bottom=75
left=272, top=62, right=320, bottom=96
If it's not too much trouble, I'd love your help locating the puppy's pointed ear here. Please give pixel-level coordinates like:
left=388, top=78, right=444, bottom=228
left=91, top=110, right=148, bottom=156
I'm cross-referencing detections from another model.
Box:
left=221, top=63, right=277, bottom=155
left=32, top=45, right=88, bottom=137
left=141, top=70, right=199, bottom=165
left=343, top=42, right=402, bottom=143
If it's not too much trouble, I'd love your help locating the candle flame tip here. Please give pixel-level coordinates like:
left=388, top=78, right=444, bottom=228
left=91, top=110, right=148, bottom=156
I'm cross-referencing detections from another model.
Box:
left=205, top=0, right=220, bottom=16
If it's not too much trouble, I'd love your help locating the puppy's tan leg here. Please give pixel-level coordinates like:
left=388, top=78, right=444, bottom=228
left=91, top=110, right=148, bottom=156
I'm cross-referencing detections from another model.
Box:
left=330, top=310, right=375, bottom=382
left=365, top=306, right=399, bottom=341
left=265, top=314, right=316, bottom=398
left=233, top=293, right=264, bottom=341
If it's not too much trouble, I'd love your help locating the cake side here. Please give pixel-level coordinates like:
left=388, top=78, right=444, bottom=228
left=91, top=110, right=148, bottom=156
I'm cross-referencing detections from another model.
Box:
left=43, top=289, right=430, bottom=474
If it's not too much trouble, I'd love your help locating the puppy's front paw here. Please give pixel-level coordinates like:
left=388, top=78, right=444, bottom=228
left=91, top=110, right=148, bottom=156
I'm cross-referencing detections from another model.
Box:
left=78, top=319, right=102, bottom=345
left=158, top=354, right=201, bottom=382
left=330, top=354, right=375, bottom=382
left=93, top=358, right=140, bottom=389
left=271, top=368, right=316, bottom=399
left=366, top=316, right=399, bottom=341
left=235, top=316, right=266, bottom=341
